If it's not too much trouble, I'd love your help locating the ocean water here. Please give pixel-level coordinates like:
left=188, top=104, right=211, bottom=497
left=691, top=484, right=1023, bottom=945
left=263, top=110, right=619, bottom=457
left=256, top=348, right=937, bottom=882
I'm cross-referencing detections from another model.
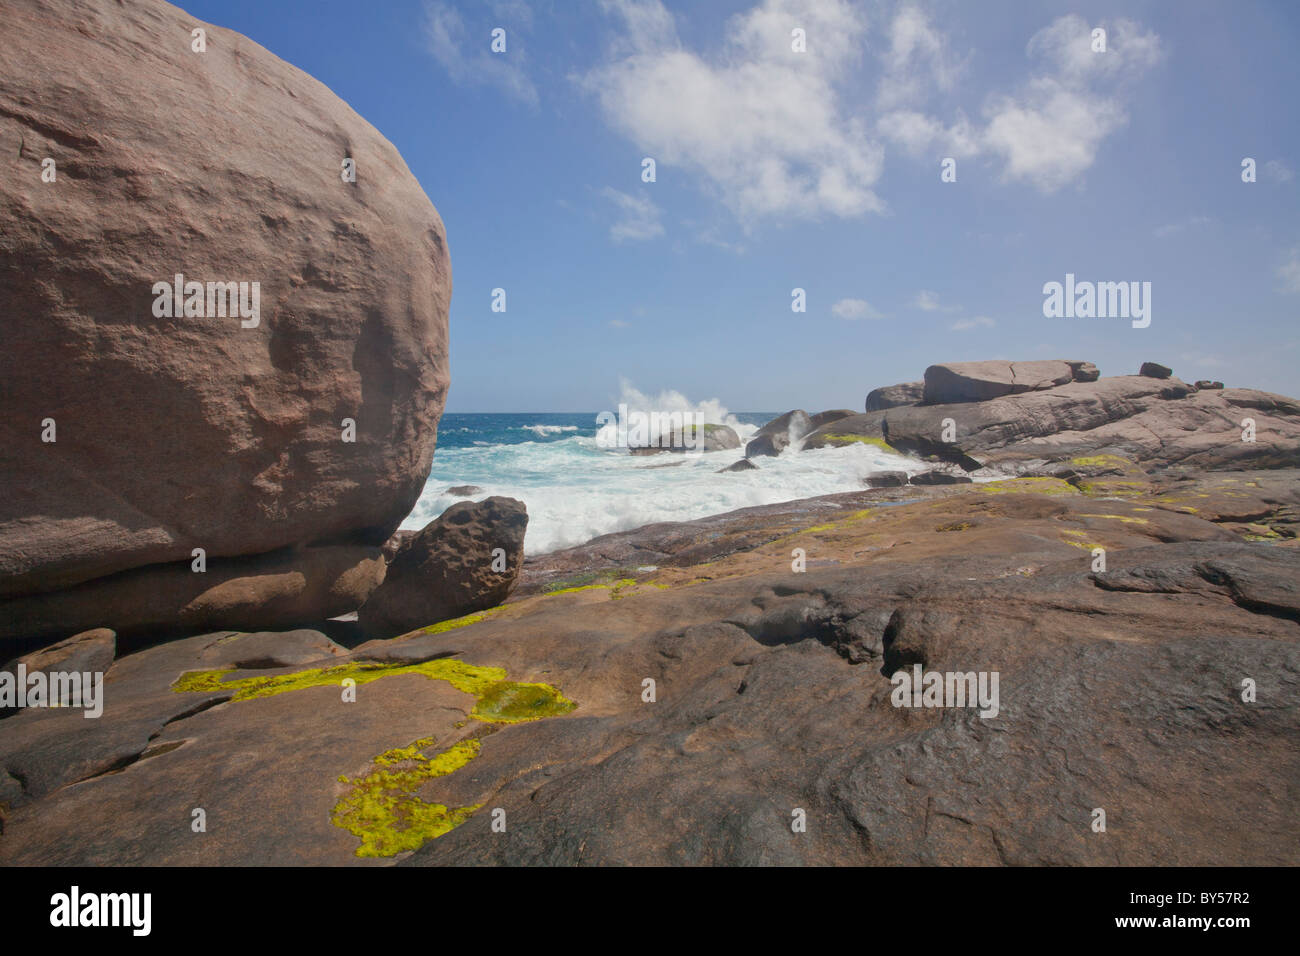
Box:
left=403, top=411, right=923, bottom=555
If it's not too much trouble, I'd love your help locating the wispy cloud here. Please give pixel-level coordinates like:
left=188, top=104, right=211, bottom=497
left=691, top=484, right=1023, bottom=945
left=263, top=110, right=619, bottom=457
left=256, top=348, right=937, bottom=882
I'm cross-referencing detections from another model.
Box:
left=423, top=0, right=538, bottom=105
left=831, top=297, right=885, bottom=320
left=913, top=290, right=961, bottom=313
left=1278, top=246, right=1300, bottom=294
left=951, top=315, right=995, bottom=331
left=602, top=187, right=665, bottom=242
left=608, top=318, right=632, bottom=328
left=1264, top=159, right=1295, bottom=183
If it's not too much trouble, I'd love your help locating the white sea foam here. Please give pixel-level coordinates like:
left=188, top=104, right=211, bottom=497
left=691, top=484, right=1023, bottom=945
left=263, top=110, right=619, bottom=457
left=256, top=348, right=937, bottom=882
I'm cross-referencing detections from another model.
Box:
left=403, top=432, right=921, bottom=555
left=521, top=424, right=579, bottom=436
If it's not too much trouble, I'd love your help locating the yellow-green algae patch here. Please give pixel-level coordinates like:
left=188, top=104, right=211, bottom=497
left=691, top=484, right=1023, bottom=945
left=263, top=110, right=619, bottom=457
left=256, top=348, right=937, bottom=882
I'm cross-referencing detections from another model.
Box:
left=1070, top=454, right=1130, bottom=467
left=331, top=737, right=482, bottom=858
left=420, top=608, right=500, bottom=635
left=1075, top=479, right=1148, bottom=498
left=981, top=477, right=1078, bottom=496
left=174, top=656, right=577, bottom=857
left=1075, top=513, right=1151, bottom=525
left=818, top=434, right=898, bottom=452
left=1060, top=529, right=1104, bottom=550
left=174, top=658, right=507, bottom=702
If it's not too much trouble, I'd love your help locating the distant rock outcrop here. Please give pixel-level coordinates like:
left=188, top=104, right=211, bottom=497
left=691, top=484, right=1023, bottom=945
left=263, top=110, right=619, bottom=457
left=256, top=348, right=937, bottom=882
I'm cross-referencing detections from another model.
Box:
left=746, top=409, right=814, bottom=458
left=0, top=0, right=451, bottom=638
left=358, top=497, right=528, bottom=639
left=865, top=382, right=923, bottom=411
left=629, top=424, right=741, bottom=455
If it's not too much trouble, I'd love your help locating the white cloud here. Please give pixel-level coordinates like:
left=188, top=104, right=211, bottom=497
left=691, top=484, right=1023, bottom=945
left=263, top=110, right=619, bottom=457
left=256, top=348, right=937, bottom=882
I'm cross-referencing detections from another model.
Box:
left=981, top=17, right=1162, bottom=191
left=423, top=1, right=538, bottom=105
left=873, top=12, right=1161, bottom=188
left=913, top=290, right=960, bottom=313
left=831, top=297, right=885, bottom=320
left=877, top=109, right=980, bottom=158
left=583, top=0, right=884, bottom=224
left=876, top=5, right=966, bottom=110
left=1264, top=159, right=1295, bottom=183
left=951, top=316, right=995, bottom=331
left=602, top=187, right=665, bottom=242
left=608, top=318, right=632, bottom=328
left=1279, top=246, right=1300, bottom=294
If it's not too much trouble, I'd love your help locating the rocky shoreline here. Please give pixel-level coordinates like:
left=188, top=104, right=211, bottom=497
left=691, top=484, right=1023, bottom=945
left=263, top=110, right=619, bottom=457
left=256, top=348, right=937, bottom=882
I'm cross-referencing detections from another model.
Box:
left=2, top=0, right=1297, bottom=868
left=3, top=354, right=1298, bottom=865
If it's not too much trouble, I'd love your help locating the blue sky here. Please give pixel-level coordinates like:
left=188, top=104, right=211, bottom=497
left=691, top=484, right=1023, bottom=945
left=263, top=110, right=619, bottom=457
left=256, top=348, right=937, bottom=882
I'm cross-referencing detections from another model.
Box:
left=184, top=0, right=1300, bottom=412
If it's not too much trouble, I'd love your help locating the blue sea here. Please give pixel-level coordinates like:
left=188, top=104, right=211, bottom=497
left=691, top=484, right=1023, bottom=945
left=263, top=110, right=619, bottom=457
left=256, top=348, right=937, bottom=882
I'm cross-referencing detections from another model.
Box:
left=403, top=411, right=920, bottom=555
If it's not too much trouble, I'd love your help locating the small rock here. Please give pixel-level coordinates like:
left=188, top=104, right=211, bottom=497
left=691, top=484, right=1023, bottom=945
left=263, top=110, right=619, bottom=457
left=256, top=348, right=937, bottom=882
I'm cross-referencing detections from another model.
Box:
left=910, top=471, right=973, bottom=485
left=863, top=471, right=909, bottom=488
left=445, top=485, right=484, bottom=496
left=719, top=459, right=759, bottom=473
left=1140, top=362, right=1173, bottom=379
left=1194, top=380, right=1225, bottom=391
left=358, top=496, right=528, bottom=639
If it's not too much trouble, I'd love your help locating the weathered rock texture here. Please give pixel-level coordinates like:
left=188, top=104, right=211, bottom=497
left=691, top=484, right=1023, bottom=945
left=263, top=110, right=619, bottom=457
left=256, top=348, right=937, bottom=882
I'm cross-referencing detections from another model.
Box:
left=3, top=474, right=1296, bottom=865
left=358, top=497, right=528, bottom=639
left=1, top=546, right=385, bottom=644
left=0, top=0, right=451, bottom=625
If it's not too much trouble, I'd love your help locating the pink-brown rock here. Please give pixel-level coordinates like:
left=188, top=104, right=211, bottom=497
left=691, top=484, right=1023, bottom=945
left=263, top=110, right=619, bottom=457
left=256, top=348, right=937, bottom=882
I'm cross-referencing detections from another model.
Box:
left=0, top=0, right=451, bottom=601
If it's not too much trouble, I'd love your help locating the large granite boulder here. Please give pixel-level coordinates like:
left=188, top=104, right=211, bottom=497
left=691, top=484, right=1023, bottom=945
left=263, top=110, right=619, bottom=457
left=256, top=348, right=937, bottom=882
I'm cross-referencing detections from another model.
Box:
left=922, top=360, right=1090, bottom=404
left=358, top=497, right=528, bottom=639
left=745, top=409, right=814, bottom=458
left=0, top=1, right=451, bottom=618
left=865, top=381, right=923, bottom=411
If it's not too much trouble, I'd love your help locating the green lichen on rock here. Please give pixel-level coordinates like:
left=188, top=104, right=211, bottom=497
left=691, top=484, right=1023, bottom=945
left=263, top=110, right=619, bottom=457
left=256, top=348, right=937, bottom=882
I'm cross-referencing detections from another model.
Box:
left=1076, top=479, right=1148, bottom=498
left=172, top=657, right=511, bottom=702
left=1069, top=454, right=1136, bottom=470
left=818, top=434, right=897, bottom=452
left=981, top=477, right=1079, bottom=496
left=331, top=737, right=482, bottom=858
left=472, top=680, right=577, bottom=723
left=175, top=656, right=577, bottom=857
left=1076, top=513, right=1150, bottom=526
left=1060, top=529, right=1104, bottom=551
left=420, top=608, right=500, bottom=635
left=542, top=568, right=633, bottom=594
